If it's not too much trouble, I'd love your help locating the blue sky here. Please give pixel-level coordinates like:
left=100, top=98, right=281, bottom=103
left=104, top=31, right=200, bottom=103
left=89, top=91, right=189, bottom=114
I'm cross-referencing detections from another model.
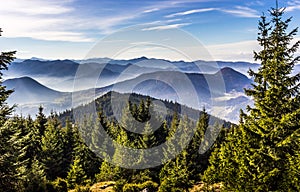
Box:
left=0, top=0, right=300, bottom=62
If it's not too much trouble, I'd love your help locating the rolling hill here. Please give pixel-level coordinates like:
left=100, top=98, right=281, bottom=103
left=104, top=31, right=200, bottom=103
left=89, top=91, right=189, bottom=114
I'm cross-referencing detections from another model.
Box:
left=3, top=77, right=71, bottom=115
left=59, top=91, right=232, bottom=128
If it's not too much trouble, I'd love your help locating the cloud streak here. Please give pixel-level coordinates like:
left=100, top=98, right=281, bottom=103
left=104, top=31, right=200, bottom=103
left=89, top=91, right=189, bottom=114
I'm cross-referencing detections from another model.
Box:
left=286, top=0, right=300, bottom=12
left=0, top=0, right=144, bottom=41
left=166, top=8, right=217, bottom=18
left=221, top=6, right=259, bottom=18
left=142, top=23, right=190, bottom=31
left=0, top=0, right=73, bottom=15
left=0, top=0, right=94, bottom=42
left=143, top=8, right=160, bottom=13
left=164, top=6, right=259, bottom=19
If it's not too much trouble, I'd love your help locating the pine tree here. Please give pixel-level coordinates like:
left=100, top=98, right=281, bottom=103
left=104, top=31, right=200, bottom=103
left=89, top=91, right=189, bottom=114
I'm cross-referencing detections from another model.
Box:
left=141, top=121, right=156, bottom=148
left=0, top=41, right=18, bottom=191
left=204, top=3, right=300, bottom=190
left=73, top=141, right=101, bottom=181
left=162, top=111, right=179, bottom=162
left=159, top=150, right=192, bottom=192
left=22, top=116, right=37, bottom=167
left=22, top=157, right=47, bottom=192
left=62, top=118, right=81, bottom=177
left=188, top=109, right=210, bottom=181
left=0, top=118, right=23, bottom=192
left=120, top=102, right=139, bottom=133
left=0, top=51, right=15, bottom=122
left=41, top=118, right=65, bottom=180
left=138, top=121, right=159, bottom=168
left=159, top=117, right=194, bottom=192
left=203, top=126, right=240, bottom=187
left=91, top=110, right=110, bottom=159
left=66, top=157, right=87, bottom=189
left=138, top=99, right=146, bottom=122
left=96, top=161, right=116, bottom=182
left=35, top=106, right=47, bottom=136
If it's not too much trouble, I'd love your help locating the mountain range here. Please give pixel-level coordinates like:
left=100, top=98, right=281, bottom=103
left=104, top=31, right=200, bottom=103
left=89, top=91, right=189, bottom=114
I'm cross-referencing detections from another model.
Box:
left=3, top=57, right=257, bottom=122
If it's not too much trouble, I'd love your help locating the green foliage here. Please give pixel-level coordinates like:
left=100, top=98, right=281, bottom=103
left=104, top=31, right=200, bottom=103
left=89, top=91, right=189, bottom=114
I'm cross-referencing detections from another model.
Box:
left=188, top=109, right=216, bottom=182
left=204, top=4, right=300, bottom=191
left=73, top=185, right=91, bottom=192
left=51, top=178, right=68, bottom=192
left=123, top=180, right=158, bottom=192
left=66, top=157, right=88, bottom=189
left=62, top=118, right=81, bottom=177
left=159, top=150, right=192, bottom=192
left=96, top=161, right=117, bottom=182
left=73, top=142, right=101, bottom=182
left=203, top=127, right=239, bottom=186
left=0, top=51, right=15, bottom=122
left=22, top=157, right=47, bottom=192
left=286, top=151, right=300, bottom=191
left=113, top=179, right=127, bottom=192
left=42, top=117, right=65, bottom=180
left=0, top=49, right=19, bottom=192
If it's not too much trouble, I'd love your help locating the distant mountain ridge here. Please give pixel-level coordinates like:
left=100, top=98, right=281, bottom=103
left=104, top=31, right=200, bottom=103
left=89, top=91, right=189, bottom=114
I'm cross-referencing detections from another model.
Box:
left=99, top=67, right=251, bottom=97
left=4, top=76, right=65, bottom=103
left=4, top=57, right=258, bottom=122
left=8, top=57, right=260, bottom=78
left=3, top=77, right=71, bottom=115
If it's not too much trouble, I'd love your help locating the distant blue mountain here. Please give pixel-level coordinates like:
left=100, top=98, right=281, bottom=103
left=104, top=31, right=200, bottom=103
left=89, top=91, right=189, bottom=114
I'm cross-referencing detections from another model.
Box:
left=3, top=76, right=66, bottom=104
left=6, top=57, right=258, bottom=122
left=98, top=67, right=252, bottom=104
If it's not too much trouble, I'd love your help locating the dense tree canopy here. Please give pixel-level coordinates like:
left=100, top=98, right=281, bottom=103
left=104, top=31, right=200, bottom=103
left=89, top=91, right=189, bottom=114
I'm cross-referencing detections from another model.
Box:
left=204, top=4, right=300, bottom=191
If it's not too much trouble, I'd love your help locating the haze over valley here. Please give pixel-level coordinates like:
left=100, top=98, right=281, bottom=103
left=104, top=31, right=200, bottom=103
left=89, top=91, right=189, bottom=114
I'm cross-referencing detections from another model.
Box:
left=3, top=57, right=258, bottom=123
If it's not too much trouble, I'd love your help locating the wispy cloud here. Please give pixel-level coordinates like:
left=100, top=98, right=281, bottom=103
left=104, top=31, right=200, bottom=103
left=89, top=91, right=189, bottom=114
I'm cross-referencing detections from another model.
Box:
left=0, top=0, right=94, bottom=42
left=246, top=0, right=264, bottom=6
left=221, top=6, right=259, bottom=18
left=89, top=14, right=142, bottom=35
left=140, top=0, right=216, bottom=16
left=0, top=0, right=73, bottom=15
left=286, top=0, right=300, bottom=12
left=287, top=0, right=300, bottom=6
left=166, top=18, right=183, bottom=23
left=143, top=8, right=160, bottom=13
left=142, top=23, right=190, bottom=31
left=164, top=6, right=259, bottom=19
left=140, top=18, right=182, bottom=26
left=165, top=8, right=217, bottom=18
left=0, top=0, right=144, bottom=41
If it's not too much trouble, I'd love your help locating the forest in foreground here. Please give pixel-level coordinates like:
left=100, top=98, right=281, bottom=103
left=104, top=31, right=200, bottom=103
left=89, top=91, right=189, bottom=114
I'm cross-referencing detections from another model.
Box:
left=1, top=5, right=300, bottom=192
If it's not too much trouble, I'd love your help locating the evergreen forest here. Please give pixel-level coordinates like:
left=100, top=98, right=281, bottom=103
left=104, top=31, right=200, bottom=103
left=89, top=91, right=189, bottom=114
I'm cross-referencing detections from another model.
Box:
left=0, top=4, right=300, bottom=192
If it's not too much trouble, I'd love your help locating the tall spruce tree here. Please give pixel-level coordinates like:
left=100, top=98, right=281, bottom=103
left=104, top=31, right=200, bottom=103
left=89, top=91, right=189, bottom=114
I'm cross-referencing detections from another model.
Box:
left=159, top=117, right=194, bottom=192
left=0, top=30, right=18, bottom=191
left=188, top=109, right=210, bottom=181
left=204, top=2, right=300, bottom=190
left=66, top=156, right=87, bottom=189
left=41, top=118, right=65, bottom=180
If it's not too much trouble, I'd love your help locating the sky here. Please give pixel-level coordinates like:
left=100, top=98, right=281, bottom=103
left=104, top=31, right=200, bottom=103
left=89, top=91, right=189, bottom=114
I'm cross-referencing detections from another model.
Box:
left=0, top=0, right=300, bottom=62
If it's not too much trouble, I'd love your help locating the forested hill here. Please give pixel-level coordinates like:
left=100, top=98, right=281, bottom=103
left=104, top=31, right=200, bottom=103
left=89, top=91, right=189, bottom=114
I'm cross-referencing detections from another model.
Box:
left=59, top=91, right=232, bottom=128
left=52, top=91, right=233, bottom=191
